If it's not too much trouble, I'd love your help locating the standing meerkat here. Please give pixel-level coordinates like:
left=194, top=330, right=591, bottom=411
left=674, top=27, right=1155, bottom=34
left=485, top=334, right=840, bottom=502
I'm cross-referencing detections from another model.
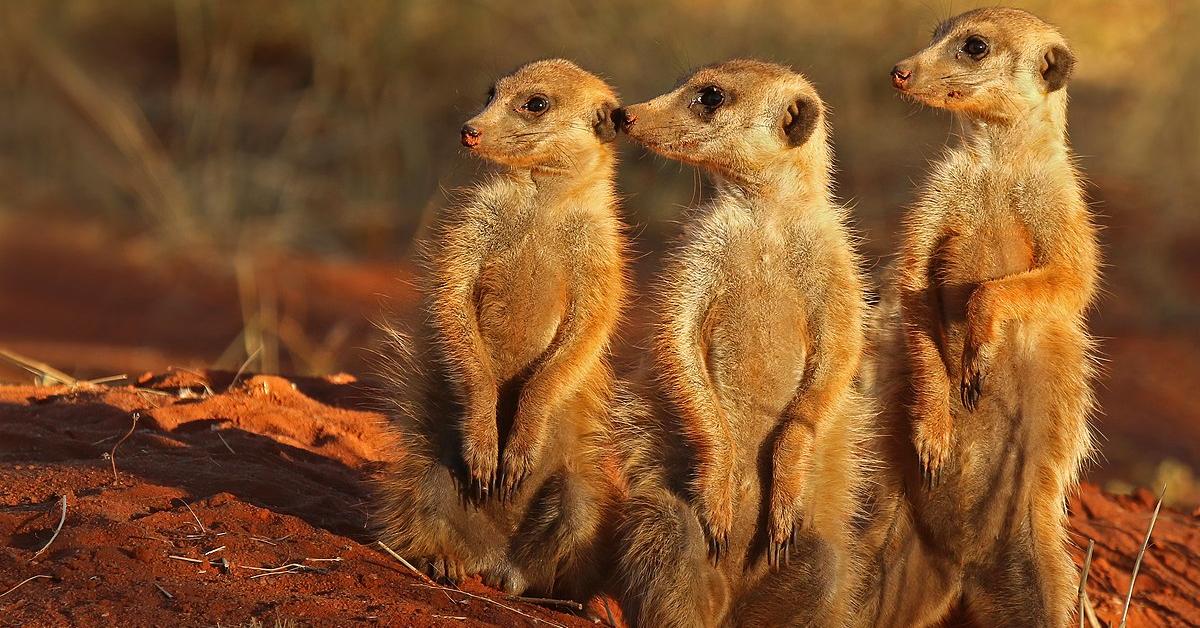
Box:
left=373, top=59, right=627, bottom=602
left=857, top=8, right=1100, bottom=626
left=612, top=59, right=872, bottom=627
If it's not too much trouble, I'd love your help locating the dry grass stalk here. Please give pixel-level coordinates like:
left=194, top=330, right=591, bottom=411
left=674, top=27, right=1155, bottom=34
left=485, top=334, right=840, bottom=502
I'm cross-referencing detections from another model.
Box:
left=110, top=411, right=142, bottom=483
left=1118, top=491, right=1165, bottom=628
left=0, top=348, right=77, bottom=386
left=0, top=574, right=52, bottom=599
left=31, top=495, right=67, bottom=559
left=1077, top=539, right=1094, bottom=628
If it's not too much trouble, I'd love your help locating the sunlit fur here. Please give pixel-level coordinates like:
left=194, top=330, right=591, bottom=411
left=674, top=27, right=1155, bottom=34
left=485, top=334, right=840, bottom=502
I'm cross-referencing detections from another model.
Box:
left=857, top=9, right=1101, bottom=627
left=612, top=59, right=875, bottom=627
left=371, top=59, right=629, bottom=603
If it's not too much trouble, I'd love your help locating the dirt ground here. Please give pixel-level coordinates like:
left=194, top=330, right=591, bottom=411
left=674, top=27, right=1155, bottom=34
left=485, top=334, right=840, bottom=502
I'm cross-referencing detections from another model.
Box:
left=0, top=372, right=1197, bottom=627
left=0, top=372, right=598, bottom=627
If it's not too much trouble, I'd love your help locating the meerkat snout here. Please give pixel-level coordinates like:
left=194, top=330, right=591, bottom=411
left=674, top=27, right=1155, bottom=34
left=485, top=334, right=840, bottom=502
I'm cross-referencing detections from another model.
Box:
left=889, top=64, right=912, bottom=90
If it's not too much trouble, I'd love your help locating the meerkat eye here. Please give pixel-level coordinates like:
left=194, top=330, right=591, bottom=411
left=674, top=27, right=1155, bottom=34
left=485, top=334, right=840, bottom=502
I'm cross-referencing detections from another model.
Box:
left=962, top=36, right=989, bottom=59
left=696, top=86, right=725, bottom=109
left=521, top=95, right=550, bottom=114
left=485, top=86, right=496, bottom=106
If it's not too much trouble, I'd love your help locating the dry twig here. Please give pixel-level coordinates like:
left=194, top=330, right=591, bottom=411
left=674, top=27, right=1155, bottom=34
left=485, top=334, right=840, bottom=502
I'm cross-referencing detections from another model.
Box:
left=231, top=346, right=262, bottom=390
left=110, top=411, right=141, bottom=483
left=31, top=495, right=67, bottom=559
left=376, top=540, right=437, bottom=586
left=0, top=574, right=52, bottom=599
left=508, top=596, right=584, bottom=612
left=172, top=498, right=206, bottom=534
left=0, top=348, right=76, bottom=386
left=1119, top=491, right=1164, bottom=628
left=1077, top=539, right=1094, bottom=628
left=215, top=430, right=236, bottom=454
left=412, top=584, right=565, bottom=628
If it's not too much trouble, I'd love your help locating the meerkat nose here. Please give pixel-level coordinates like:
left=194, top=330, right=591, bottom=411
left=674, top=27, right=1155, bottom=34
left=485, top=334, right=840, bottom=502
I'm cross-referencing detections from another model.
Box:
left=890, top=65, right=913, bottom=90
left=460, top=124, right=481, bottom=147
left=614, top=108, right=636, bottom=132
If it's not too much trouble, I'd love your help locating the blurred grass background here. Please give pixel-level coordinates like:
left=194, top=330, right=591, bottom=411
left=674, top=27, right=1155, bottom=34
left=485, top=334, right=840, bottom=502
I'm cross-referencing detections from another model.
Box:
left=0, top=0, right=1197, bottom=503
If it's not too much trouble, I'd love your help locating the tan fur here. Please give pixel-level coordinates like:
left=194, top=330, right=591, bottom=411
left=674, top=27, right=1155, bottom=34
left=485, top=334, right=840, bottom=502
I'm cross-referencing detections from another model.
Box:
left=371, top=59, right=628, bottom=602
left=857, top=9, right=1100, bottom=627
left=612, top=60, right=874, bottom=627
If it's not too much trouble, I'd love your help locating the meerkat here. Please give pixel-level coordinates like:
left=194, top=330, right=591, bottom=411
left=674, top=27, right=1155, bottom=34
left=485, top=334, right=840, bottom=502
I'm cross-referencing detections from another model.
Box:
left=372, top=59, right=628, bottom=603
left=855, top=8, right=1100, bottom=627
left=611, top=59, right=873, bottom=627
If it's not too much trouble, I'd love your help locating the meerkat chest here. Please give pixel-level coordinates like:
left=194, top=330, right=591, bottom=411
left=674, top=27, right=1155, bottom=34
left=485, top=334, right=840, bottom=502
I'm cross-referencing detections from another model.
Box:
left=475, top=233, right=570, bottom=379
left=705, top=235, right=809, bottom=417
left=931, top=176, right=1037, bottom=318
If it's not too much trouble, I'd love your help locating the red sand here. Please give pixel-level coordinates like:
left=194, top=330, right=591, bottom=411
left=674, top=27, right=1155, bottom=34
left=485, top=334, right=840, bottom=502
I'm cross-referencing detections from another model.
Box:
left=0, top=373, right=1197, bottom=627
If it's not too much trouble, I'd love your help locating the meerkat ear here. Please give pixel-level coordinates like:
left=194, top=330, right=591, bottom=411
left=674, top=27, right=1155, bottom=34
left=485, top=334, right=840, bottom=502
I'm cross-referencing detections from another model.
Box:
left=1041, top=44, right=1075, bottom=92
left=783, top=96, right=819, bottom=147
left=593, top=100, right=619, bottom=143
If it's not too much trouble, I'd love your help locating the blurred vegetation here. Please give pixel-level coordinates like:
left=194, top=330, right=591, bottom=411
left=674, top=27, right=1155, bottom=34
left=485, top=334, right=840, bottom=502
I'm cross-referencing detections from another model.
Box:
left=0, top=1, right=1195, bottom=317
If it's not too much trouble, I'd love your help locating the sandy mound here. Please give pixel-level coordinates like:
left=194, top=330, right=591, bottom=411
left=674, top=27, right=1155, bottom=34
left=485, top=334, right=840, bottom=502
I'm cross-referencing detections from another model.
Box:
left=0, top=373, right=1196, bottom=627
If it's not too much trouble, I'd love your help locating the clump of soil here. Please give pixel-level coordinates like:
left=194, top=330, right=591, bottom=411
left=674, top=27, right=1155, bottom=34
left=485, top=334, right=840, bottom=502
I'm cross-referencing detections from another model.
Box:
left=0, top=373, right=1196, bottom=626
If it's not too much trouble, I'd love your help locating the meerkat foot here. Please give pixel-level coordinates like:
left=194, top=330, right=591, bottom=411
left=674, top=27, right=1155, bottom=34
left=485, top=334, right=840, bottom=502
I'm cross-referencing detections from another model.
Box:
left=482, top=563, right=529, bottom=595
left=913, top=411, right=953, bottom=489
left=417, top=554, right=467, bottom=585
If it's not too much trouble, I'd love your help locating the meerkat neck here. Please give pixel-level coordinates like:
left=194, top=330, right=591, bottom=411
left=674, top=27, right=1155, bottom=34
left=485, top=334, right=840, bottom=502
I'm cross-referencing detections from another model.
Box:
left=957, top=94, right=1070, bottom=165
left=512, top=147, right=617, bottom=210
left=715, top=146, right=832, bottom=214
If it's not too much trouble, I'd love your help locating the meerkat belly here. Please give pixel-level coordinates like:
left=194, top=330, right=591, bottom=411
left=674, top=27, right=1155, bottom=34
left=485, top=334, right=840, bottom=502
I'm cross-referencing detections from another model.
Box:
left=706, top=267, right=807, bottom=424
left=475, top=247, right=568, bottom=382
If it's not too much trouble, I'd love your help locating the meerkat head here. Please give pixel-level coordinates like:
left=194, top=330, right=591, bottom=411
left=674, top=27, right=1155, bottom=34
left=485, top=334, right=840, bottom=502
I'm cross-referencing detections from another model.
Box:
left=459, top=59, right=620, bottom=172
left=890, top=8, right=1075, bottom=122
left=617, top=60, right=828, bottom=185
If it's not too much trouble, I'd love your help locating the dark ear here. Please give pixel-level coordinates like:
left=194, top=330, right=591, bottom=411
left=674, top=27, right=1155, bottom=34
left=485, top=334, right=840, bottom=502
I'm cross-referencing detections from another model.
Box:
left=783, top=96, right=820, bottom=147
left=1041, top=44, right=1075, bottom=92
left=593, top=100, right=619, bottom=143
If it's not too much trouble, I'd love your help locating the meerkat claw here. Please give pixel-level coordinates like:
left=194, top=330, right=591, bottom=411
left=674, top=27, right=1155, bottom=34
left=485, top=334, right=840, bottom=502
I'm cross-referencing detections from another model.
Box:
left=960, top=369, right=982, bottom=411
left=920, top=453, right=941, bottom=490
left=706, top=528, right=728, bottom=564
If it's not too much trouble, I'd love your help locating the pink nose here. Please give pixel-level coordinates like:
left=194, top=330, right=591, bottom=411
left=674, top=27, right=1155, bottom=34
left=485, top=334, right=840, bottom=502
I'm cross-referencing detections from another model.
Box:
left=461, top=124, right=481, bottom=148
left=891, top=65, right=912, bottom=90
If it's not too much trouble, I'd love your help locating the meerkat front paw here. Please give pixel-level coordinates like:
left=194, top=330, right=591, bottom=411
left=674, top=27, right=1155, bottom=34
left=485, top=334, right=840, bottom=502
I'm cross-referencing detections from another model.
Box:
left=697, top=472, right=734, bottom=564
left=766, top=494, right=803, bottom=570
left=962, top=285, right=1001, bottom=411
left=960, top=339, right=991, bottom=411
left=461, top=417, right=499, bottom=503
left=417, top=554, right=467, bottom=585
left=498, top=435, right=544, bottom=502
left=912, top=404, right=953, bottom=489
